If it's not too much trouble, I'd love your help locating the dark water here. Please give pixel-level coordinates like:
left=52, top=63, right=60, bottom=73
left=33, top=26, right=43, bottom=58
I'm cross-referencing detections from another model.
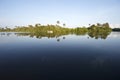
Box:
left=0, top=32, right=120, bottom=80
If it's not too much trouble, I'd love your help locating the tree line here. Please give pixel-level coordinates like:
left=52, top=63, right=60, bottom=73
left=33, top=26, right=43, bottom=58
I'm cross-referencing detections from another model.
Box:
left=0, top=21, right=111, bottom=34
left=0, top=22, right=112, bottom=39
left=112, top=28, right=120, bottom=32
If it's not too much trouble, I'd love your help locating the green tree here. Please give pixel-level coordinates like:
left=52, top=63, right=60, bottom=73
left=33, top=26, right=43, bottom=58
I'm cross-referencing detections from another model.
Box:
left=57, top=21, right=60, bottom=26
left=63, top=23, right=66, bottom=27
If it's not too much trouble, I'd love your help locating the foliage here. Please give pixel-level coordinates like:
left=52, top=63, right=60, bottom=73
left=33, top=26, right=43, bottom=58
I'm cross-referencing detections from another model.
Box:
left=87, top=23, right=112, bottom=39
left=0, top=22, right=112, bottom=39
left=0, top=27, right=11, bottom=32
left=112, top=28, right=120, bottom=31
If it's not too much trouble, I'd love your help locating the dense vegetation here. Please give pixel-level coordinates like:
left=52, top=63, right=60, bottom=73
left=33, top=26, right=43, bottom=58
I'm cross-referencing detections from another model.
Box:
left=88, top=23, right=111, bottom=39
left=0, top=22, right=112, bottom=39
left=112, top=28, right=120, bottom=31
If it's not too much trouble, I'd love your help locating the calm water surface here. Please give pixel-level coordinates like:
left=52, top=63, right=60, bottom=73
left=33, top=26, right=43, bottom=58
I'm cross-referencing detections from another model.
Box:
left=0, top=32, right=120, bottom=80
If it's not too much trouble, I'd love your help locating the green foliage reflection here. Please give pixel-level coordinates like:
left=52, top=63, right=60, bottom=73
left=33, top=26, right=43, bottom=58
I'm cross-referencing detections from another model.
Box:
left=0, top=22, right=112, bottom=39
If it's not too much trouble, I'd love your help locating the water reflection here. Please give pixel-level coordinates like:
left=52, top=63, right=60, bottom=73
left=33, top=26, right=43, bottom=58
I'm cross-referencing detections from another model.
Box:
left=88, top=31, right=111, bottom=39
left=108, top=32, right=120, bottom=38
left=0, top=32, right=120, bottom=80
left=91, top=56, right=107, bottom=69
left=13, top=32, right=111, bottom=40
left=0, top=32, right=12, bottom=37
left=0, top=32, right=119, bottom=41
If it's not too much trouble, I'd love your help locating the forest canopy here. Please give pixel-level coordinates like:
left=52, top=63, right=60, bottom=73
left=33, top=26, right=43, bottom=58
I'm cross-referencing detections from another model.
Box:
left=0, top=22, right=112, bottom=33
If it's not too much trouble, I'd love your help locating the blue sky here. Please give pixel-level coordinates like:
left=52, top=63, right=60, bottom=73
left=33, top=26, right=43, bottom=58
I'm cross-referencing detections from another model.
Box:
left=0, top=0, right=120, bottom=28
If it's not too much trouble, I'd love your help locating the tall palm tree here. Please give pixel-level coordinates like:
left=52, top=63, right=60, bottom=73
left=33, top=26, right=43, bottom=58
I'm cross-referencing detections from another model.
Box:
left=63, top=23, right=66, bottom=27
left=89, top=24, right=91, bottom=26
left=57, top=21, right=60, bottom=26
left=35, top=23, right=41, bottom=27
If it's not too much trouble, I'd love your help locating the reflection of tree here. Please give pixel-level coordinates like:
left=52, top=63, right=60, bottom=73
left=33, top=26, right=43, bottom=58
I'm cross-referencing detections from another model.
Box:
left=57, top=39, right=60, bottom=42
left=0, top=32, right=12, bottom=37
left=74, top=27, right=88, bottom=36
left=88, top=31, right=111, bottom=39
left=12, top=22, right=112, bottom=40
left=88, top=23, right=111, bottom=39
left=63, top=37, right=65, bottom=39
left=15, top=32, right=67, bottom=42
left=14, top=30, right=111, bottom=42
left=6, top=33, right=12, bottom=36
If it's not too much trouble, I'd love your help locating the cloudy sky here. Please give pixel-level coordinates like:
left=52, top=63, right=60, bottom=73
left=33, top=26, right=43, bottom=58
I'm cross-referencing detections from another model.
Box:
left=0, top=0, right=120, bottom=28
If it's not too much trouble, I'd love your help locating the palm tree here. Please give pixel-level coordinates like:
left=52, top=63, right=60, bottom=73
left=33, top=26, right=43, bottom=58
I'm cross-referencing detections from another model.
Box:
left=89, top=24, right=91, bottom=26
left=37, top=23, right=41, bottom=26
left=63, top=23, right=66, bottom=27
left=57, top=21, right=60, bottom=26
left=35, top=23, right=41, bottom=27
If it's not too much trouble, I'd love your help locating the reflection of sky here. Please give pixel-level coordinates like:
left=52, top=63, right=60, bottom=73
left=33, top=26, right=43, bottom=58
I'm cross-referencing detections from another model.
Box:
left=0, top=32, right=120, bottom=54
left=108, top=32, right=120, bottom=38
left=0, top=32, right=16, bottom=44
left=0, top=32, right=120, bottom=77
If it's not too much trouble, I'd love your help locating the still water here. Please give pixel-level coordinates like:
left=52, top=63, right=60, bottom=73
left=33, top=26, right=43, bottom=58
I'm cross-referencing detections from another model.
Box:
left=0, top=32, right=120, bottom=80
